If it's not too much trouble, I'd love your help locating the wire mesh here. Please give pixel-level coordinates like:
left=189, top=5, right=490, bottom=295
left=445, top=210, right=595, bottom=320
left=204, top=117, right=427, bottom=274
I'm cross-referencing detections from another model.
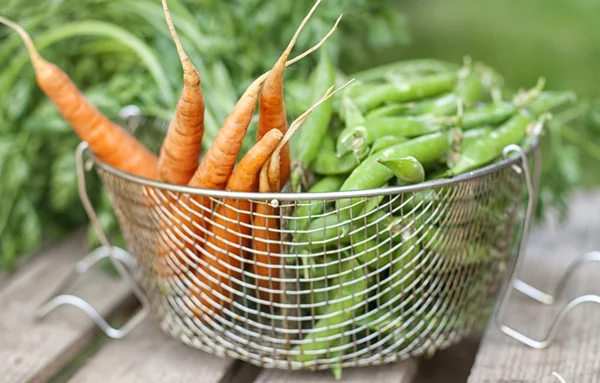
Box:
left=90, top=147, right=532, bottom=370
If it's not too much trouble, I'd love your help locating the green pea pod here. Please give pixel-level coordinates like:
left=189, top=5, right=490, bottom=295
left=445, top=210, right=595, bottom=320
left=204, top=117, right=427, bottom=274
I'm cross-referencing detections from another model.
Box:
left=292, top=259, right=367, bottom=364
left=357, top=191, right=387, bottom=219
left=401, top=93, right=459, bottom=117
left=460, top=102, right=518, bottom=130
left=309, top=251, right=353, bottom=282
left=444, top=112, right=535, bottom=176
left=338, top=131, right=455, bottom=222
left=353, top=72, right=458, bottom=112
left=347, top=209, right=396, bottom=244
left=459, top=126, right=493, bottom=150
left=377, top=156, right=426, bottom=185
left=423, top=226, right=496, bottom=266
left=337, top=115, right=445, bottom=158
left=350, top=58, right=460, bottom=83
left=365, top=93, right=459, bottom=120
left=365, top=103, right=413, bottom=119
left=303, top=278, right=339, bottom=317
left=294, top=172, right=346, bottom=233
left=349, top=230, right=395, bottom=270
left=367, top=116, right=448, bottom=138
left=290, top=47, right=335, bottom=192
left=330, top=331, right=350, bottom=380
left=313, top=135, right=367, bottom=176
left=297, top=214, right=350, bottom=252
left=525, top=91, right=576, bottom=116
left=357, top=310, right=452, bottom=348
left=455, top=66, right=490, bottom=108
left=383, top=222, right=422, bottom=304
left=370, top=135, right=409, bottom=155
left=339, top=94, right=366, bottom=128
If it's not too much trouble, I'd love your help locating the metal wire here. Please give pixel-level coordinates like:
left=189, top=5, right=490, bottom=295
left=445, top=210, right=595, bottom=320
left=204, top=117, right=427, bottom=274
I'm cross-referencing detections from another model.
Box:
left=79, top=138, right=535, bottom=370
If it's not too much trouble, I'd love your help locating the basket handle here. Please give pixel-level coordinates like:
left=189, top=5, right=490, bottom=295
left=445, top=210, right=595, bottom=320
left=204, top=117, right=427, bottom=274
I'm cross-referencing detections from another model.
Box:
left=493, top=144, right=600, bottom=349
left=34, top=141, right=150, bottom=339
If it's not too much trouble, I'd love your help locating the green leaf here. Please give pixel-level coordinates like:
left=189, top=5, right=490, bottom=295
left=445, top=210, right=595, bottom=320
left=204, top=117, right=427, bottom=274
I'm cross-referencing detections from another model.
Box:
left=50, top=152, right=79, bottom=211
left=1, top=20, right=174, bottom=105
left=5, top=77, right=33, bottom=120
left=13, top=197, right=42, bottom=255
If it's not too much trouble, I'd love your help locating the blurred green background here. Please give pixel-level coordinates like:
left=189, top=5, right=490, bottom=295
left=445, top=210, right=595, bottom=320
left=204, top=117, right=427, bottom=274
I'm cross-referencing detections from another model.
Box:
left=0, top=0, right=598, bottom=270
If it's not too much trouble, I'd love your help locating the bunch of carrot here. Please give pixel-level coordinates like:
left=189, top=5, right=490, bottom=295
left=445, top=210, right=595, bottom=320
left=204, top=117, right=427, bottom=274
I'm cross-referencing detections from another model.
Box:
left=0, top=0, right=345, bottom=319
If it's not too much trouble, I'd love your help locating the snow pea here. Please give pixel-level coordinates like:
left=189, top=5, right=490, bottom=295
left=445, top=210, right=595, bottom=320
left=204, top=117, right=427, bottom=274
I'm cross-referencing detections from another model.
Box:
left=330, top=332, right=350, bottom=380
left=386, top=222, right=421, bottom=299
left=353, top=72, right=458, bottom=112
left=377, top=156, right=426, bottom=185
left=336, top=115, right=446, bottom=158
left=290, top=47, right=335, bottom=192
left=365, top=103, right=414, bottom=119
left=297, top=214, right=350, bottom=252
left=455, top=64, right=492, bottom=108
left=370, top=135, right=409, bottom=155
left=292, top=259, right=367, bottom=364
left=402, top=93, right=459, bottom=117
left=312, top=135, right=367, bottom=176
left=444, top=112, right=534, bottom=176
left=422, top=226, right=496, bottom=266
left=293, top=174, right=346, bottom=233
left=525, top=90, right=576, bottom=116
left=350, top=58, right=460, bottom=83
left=459, top=101, right=517, bottom=130
left=309, top=254, right=353, bottom=280
left=347, top=230, right=395, bottom=270
left=459, top=126, right=493, bottom=150
left=365, top=93, right=459, bottom=120
left=338, top=131, right=455, bottom=222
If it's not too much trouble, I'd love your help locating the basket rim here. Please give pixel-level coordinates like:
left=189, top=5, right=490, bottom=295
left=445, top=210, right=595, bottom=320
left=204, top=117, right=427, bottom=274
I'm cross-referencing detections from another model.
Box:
left=86, top=138, right=539, bottom=201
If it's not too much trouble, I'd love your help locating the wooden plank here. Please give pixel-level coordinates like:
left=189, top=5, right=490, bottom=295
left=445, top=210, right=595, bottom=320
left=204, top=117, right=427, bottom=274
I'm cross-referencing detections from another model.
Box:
left=68, top=318, right=236, bottom=383
left=255, top=360, right=418, bottom=383
left=0, top=231, right=131, bottom=383
left=467, top=190, right=600, bottom=383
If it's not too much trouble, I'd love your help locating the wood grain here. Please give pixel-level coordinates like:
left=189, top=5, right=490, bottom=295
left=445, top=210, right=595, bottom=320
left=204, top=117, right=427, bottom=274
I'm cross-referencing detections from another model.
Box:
left=68, top=318, right=235, bottom=383
left=0, top=231, right=130, bottom=383
left=467, top=190, right=600, bottom=383
left=254, top=360, right=418, bottom=383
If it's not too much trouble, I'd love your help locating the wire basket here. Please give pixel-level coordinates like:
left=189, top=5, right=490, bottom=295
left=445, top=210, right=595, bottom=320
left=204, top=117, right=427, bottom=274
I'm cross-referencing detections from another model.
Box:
left=34, top=111, right=543, bottom=370
left=66, top=137, right=540, bottom=370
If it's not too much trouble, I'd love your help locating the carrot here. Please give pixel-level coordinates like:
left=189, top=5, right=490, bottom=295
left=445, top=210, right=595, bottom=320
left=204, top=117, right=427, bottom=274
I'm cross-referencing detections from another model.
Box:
left=157, top=0, right=205, bottom=185
left=187, top=129, right=283, bottom=317
left=252, top=164, right=282, bottom=303
left=257, top=1, right=324, bottom=190
left=188, top=0, right=328, bottom=192
left=184, top=7, right=343, bottom=237
left=151, top=0, right=206, bottom=278
left=0, top=16, right=158, bottom=180
left=252, top=80, right=353, bottom=303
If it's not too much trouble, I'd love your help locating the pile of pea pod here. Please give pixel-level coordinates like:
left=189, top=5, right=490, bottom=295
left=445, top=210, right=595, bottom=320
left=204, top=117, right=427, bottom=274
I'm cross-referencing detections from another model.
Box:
left=283, top=58, right=576, bottom=376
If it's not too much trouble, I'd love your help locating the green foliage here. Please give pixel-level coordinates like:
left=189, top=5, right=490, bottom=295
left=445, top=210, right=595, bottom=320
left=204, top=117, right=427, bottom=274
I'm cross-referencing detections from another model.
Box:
left=0, top=0, right=409, bottom=270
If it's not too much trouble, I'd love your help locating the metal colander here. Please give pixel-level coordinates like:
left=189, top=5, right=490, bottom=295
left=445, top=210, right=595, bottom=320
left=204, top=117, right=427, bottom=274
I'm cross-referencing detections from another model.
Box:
left=44, top=131, right=539, bottom=371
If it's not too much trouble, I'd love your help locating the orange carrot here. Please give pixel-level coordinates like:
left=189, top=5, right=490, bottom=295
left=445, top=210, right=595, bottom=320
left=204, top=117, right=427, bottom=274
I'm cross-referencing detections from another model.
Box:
left=252, top=163, right=282, bottom=303
left=157, top=0, right=205, bottom=185
left=187, top=129, right=283, bottom=317
left=257, top=0, right=324, bottom=190
left=252, top=80, right=353, bottom=303
left=184, top=7, right=342, bottom=236
left=0, top=16, right=158, bottom=180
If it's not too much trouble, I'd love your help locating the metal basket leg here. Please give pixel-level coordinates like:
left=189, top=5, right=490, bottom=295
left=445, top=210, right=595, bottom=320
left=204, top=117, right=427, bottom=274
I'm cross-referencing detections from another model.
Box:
left=33, top=142, right=150, bottom=339
left=494, top=144, right=600, bottom=349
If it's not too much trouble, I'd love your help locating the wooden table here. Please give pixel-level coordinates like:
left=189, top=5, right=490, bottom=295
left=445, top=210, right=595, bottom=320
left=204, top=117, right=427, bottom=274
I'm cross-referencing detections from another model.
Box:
left=2, top=190, right=599, bottom=383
